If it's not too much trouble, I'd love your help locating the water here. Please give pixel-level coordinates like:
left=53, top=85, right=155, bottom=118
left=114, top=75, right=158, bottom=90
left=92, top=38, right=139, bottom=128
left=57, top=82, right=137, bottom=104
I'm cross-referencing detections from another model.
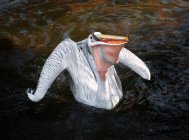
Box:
left=0, top=0, right=189, bottom=139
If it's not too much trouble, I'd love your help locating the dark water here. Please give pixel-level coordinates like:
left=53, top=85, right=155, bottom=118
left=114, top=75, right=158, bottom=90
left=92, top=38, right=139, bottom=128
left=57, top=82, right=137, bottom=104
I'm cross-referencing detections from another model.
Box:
left=0, top=0, right=189, bottom=139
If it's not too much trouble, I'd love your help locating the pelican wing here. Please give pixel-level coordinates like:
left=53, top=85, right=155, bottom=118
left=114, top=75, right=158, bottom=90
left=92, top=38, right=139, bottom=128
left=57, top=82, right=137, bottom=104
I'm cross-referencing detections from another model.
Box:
left=118, top=48, right=151, bottom=80
left=27, top=38, right=74, bottom=102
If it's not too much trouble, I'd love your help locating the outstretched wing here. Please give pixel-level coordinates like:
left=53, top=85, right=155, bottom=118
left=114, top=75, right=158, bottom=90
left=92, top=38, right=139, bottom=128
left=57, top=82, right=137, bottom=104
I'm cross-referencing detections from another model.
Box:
left=118, top=48, right=151, bottom=80
left=27, top=38, right=75, bottom=102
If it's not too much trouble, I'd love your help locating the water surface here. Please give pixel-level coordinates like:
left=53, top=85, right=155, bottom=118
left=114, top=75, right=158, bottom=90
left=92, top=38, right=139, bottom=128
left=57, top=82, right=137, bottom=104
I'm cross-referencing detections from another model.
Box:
left=0, top=0, right=189, bottom=139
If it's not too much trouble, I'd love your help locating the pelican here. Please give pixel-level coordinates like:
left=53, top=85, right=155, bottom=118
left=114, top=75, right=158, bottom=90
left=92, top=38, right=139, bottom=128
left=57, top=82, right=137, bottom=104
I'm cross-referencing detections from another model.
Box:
left=27, top=32, right=150, bottom=110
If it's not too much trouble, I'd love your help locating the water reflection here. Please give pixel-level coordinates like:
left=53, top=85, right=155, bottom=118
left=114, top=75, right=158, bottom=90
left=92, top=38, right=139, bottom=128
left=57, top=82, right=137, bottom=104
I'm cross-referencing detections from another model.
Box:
left=0, top=0, right=189, bottom=139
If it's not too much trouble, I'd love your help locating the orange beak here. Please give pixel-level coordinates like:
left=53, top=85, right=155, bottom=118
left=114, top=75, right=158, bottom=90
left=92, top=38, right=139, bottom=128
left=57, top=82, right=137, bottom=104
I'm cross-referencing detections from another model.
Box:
left=95, top=33, right=129, bottom=45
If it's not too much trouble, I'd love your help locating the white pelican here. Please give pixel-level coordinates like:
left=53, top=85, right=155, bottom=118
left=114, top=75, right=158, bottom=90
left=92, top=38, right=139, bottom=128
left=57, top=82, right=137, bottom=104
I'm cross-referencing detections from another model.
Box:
left=27, top=32, right=150, bottom=110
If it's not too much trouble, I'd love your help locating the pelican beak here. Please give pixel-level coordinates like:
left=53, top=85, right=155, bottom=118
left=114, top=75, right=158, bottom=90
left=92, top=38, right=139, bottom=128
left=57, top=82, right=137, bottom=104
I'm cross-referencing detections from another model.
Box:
left=91, top=32, right=129, bottom=46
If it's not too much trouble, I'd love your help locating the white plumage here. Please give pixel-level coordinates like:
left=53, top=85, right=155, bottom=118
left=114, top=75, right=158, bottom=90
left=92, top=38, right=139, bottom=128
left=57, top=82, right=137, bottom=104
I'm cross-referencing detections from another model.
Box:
left=27, top=34, right=150, bottom=110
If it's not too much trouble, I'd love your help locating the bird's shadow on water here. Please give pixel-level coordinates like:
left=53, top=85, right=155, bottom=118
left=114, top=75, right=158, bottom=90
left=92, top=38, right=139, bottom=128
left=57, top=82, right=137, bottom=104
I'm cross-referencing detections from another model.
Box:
left=44, top=101, right=138, bottom=140
left=35, top=95, right=161, bottom=140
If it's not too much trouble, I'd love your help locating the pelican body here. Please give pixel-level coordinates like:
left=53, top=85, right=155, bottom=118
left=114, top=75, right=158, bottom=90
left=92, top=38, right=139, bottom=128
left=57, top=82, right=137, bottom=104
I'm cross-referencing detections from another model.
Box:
left=27, top=32, right=150, bottom=110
